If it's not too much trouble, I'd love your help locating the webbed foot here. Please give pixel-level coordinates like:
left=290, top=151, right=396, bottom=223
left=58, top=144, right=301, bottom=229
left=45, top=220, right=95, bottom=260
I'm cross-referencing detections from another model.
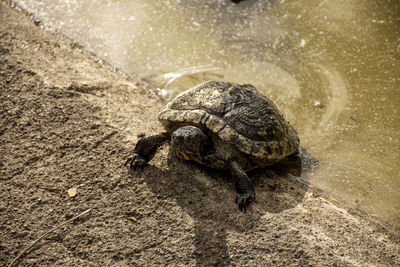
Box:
left=125, top=132, right=170, bottom=170
left=235, top=191, right=256, bottom=213
left=125, top=153, right=148, bottom=170
left=230, top=159, right=256, bottom=213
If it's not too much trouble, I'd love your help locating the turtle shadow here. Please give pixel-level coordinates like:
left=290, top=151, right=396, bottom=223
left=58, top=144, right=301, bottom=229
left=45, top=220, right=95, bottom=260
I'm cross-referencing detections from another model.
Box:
left=133, top=148, right=314, bottom=266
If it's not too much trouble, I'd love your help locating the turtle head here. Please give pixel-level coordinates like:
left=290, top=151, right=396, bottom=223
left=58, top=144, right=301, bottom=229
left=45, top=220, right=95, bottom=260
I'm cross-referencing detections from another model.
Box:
left=170, top=126, right=209, bottom=159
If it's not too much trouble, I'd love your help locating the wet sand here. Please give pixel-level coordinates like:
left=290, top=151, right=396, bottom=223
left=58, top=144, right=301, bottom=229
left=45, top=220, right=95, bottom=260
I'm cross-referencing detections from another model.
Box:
left=1, top=2, right=399, bottom=266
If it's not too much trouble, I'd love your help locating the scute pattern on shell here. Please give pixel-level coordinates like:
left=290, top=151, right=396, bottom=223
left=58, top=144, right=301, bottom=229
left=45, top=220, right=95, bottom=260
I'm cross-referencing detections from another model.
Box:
left=158, top=81, right=299, bottom=162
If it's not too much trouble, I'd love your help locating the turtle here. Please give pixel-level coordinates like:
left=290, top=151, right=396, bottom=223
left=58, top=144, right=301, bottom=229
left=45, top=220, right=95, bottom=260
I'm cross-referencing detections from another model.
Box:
left=126, top=81, right=300, bottom=212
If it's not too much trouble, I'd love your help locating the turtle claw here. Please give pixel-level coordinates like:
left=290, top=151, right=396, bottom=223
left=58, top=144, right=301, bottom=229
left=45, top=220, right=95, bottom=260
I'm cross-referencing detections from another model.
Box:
left=235, top=192, right=256, bottom=213
left=125, top=153, right=148, bottom=170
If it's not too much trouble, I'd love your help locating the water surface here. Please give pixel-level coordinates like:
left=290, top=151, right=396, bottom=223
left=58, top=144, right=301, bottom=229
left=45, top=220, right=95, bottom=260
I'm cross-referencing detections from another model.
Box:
left=15, top=0, right=400, bottom=228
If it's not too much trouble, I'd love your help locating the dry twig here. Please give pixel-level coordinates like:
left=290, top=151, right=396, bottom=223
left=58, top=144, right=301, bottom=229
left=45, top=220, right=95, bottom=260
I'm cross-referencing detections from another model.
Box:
left=8, top=208, right=92, bottom=267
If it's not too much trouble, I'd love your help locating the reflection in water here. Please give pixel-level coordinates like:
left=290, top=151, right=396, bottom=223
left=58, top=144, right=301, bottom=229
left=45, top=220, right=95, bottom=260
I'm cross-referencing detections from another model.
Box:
left=312, top=65, right=348, bottom=129
left=151, top=65, right=223, bottom=89
left=14, top=0, right=400, bottom=228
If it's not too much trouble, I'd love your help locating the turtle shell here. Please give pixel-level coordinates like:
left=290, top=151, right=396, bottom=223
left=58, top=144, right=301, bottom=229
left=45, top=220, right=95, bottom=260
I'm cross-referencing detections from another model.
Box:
left=158, top=81, right=299, bottom=164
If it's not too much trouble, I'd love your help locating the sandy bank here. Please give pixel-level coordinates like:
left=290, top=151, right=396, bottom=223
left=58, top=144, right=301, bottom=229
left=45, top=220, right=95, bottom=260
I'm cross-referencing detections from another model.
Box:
left=1, top=1, right=399, bottom=266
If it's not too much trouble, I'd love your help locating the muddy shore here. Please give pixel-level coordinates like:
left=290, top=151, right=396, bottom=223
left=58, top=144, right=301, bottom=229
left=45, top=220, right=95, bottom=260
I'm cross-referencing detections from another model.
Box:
left=1, top=2, right=399, bottom=266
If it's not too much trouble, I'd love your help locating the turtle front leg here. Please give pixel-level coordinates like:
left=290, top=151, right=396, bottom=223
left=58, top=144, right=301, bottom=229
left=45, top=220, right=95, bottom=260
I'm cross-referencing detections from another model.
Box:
left=125, top=132, right=170, bottom=170
left=229, top=159, right=256, bottom=213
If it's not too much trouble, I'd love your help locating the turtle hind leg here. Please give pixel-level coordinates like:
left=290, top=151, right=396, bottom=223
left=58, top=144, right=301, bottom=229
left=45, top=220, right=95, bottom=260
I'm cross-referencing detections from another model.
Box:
left=125, top=132, right=170, bottom=170
left=229, top=159, right=256, bottom=213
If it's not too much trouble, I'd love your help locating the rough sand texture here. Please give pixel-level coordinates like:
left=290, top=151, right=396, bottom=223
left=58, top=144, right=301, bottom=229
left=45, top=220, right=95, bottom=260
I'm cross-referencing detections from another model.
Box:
left=1, top=2, right=399, bottom=266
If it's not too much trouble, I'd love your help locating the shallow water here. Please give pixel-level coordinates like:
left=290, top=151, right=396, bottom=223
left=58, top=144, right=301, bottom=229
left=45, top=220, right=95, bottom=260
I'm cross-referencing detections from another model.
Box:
left=15, top=0, right=400, bottom=228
